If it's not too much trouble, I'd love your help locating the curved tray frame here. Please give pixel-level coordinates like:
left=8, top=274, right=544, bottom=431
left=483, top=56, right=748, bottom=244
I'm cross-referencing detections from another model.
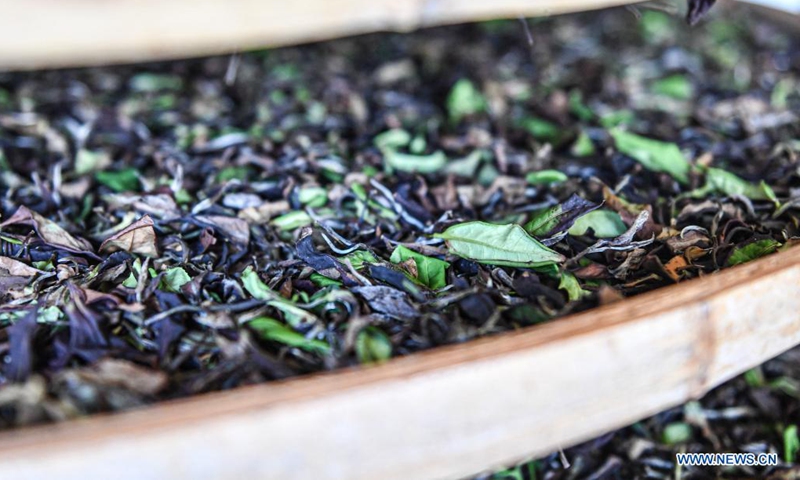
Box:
left=0, top=2, right=797, bottom=480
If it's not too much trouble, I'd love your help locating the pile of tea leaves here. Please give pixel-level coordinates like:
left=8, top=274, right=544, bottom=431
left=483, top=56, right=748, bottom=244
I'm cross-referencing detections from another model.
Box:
left=0, top=1, right=797, bottom=442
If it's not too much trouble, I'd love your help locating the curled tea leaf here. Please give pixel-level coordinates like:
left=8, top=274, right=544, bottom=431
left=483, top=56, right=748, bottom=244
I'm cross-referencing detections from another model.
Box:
left=0, top=206, right=94, bottom=254
left=524, top=194, right=601, bottom=243
left=247, top=317, right=330, bottom=354
left=99, top=215, right=158, bottom=257
left=356, top=326, right=392, bottom=364
left=687, top=0, right=717, bottom=25
left=390, top=245, right=449, bottom=290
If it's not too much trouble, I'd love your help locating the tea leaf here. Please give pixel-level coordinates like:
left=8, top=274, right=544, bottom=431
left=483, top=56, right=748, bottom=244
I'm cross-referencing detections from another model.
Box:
left=248, top=317, right=330, bottom=354
left=702, top=168, right=777, bottom=202
left=568, top=210, right=628, bottom=238
left=526, top=170, right=568, bottom=186
left=524, top=194, right=600, bottom=241
left=99, top=215, right=158, bottom=257
left=558, top=272, right=590, bottom=302
left=662, top=422, right=693, bottom=445
left=727, top=238, right=781, bottom=266
left=447, top=79, right=486, bottom=122
left=521, top=117, right=561, bottom=142
left=571, top=131, right=596, bottom=157
left=356, top=326, right=392, bottom=364
left=96, top=168, right=140, bottom=192
left=390, top=245, right=449, bottom=289
left=384, top=150, right=447, bottom=174
left=374, top=129, right=412, bottom=150
left=242, top=268, right=317, bottom=327
left=652, top=74, right=694, bottom=100
left=785, top=425, right=799, bottom=463
left=162, top=267, right=191, bottom=293
left=344, top=250, right=380, bottom=270
left=610, top=129, right=690, bottom=184
left=129, top=73, right=183, bottom=92
left=270, top=211, right=313, bottom=231
left=436, top=222, right=565, bottom=268
left=445, top=150, right=485, bottom=177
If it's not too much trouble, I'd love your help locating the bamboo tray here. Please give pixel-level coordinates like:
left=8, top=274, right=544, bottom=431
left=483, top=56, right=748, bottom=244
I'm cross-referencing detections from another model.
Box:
left=0, top=0, right=641, bottom=70
left=0, top=1, right=799, bottom=479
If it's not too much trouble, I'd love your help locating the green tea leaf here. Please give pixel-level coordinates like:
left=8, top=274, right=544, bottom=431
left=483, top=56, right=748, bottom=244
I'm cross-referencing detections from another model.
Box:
left=568, top=209, right=627, bottom=238
left=568, top=90, right=594, bottom=121
left=447, top=79, right=486, bottom=122
left=384, top=150, right=447, bottom=174
left=524, top=195, right=600, bottom=239
left=444, top=150, right=485, bottom=177
left=122, top=272, right=138, bottom=288
left=744, top=367, right=766, bottom=388
left=298, top=186, right=328, bottom=208
left=558, top=272, right=590, bottom=302
left=37, top=306, right=62, bottom=324
left=390, top=245, right=449, bottom=289
left=374, top=129, right=412, bottom=150
left=435, top=222, right=565, bottom=268
left=409, top=135, right=427, bottom=154
left=242, top=268, right=281, bottom=302
left=772, top=78, right=795, bottom=109
left=242, top=267, right=317, bottom=327
left=526, top=170, right=568, bottom=186
left=75, top=149, right=110, bottom=175
left=309, top=272, right=343, bottom=288
left=521, top=117, right=561, bottom=142
left=270, top=211, right=312, bottom=231
left=123, top=258, right=143, bottom=288
left=344, top=250, right=379, bottom=270
left=785, top=425, right=800, bottom=463
left=599, top=110, right=634, bottom=129
left=129, top=73, right=183, bottom=92
left=356, top=326, right=392, bottom=364
left=640, top=10, right=675, bottom=43
left=703, top=168, right=777, bottom=202
left=95, top=168, right=140, bottom=192
left=248, top=317, right=330, bottom=354
left=727, top=238, right=781, bottom=266
left=610, top=129, right=690, bottom=184
left=571, top=131, right=596, bottom=157
left=162, top=267, right=191, bottom=293
left=216, top=166, right=251, bottom=182
left=652, top=74, right=694, bottom=100
left=662, top=422, right=693, bottom=445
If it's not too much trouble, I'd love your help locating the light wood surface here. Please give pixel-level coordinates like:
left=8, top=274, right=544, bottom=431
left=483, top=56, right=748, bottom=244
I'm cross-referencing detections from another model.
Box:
left=0, top=246, right=797, bottom=479
left=0, top=0, right=642, bottom=70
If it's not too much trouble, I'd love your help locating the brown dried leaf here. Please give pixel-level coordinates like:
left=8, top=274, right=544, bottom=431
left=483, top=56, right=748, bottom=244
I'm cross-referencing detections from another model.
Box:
left=238, top=200, right=291, bottom=225
left=665, top=229, right=711, bottom=254
left=664, top=255, right=689, bottom=282
left=196, top=215, right=250, bottom=246
left=99, top=215, right=158, bottom=257
left=78, top=359, right=168, bottom=396
left=0, top=206, right=94, bottom=253
left=0, top=257, right=43, bottom=277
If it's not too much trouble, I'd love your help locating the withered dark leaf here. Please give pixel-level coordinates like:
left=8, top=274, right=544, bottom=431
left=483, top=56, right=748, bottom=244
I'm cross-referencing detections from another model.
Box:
left=353, top=286, right=419, bottom=320
left=5, top=308, right=39, bottom=382
left=524, top=194, right=600, bottom=245
left=687, top=0, right=717, bottom=25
